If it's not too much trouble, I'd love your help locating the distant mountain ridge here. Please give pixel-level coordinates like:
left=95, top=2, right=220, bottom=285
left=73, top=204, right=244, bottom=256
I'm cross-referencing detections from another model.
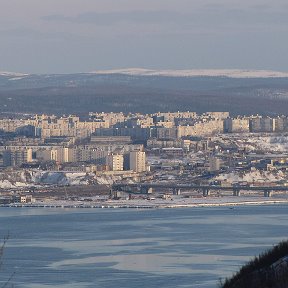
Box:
left=90, top=68, right=288, bottom=78
left=0, top=69, right=288, bottom=116
left=0, top=71, right=29, bottom=77
left=2, top=68, right=288, bottom=78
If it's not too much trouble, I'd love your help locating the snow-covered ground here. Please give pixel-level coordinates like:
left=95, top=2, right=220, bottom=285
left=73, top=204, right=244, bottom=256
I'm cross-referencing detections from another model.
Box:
left=215, top=170, right=287, bottom=184
left=213, top=134, right=288, bottom=153
left=238, top=135, right=288, bottom=152
left=0, top=170, right=120, bottom=189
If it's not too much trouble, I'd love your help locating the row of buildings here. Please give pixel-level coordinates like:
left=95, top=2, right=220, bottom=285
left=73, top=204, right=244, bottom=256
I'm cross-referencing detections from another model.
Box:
left=2, top=112, right=288, bottom=140
left=0, top=145, right=147, bottom=172
left=0, top=111, right=287, bottom=169
left=224, top=116, right=288, bottom=133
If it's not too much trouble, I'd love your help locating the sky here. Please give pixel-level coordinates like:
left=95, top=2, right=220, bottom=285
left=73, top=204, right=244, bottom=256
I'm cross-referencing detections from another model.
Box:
left=1, top=0, right=288, bottom=74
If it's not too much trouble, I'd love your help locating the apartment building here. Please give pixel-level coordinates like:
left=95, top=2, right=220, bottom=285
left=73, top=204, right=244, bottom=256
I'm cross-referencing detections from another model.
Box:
left=0, top=148, right=33, bottom=167
left=106, top=154, right=124, bottom=171
left=224, top=118, right=250, bottom=133
left=249, top=117, right=274, bottom=132
left=129, top=151, right=146, bottom=173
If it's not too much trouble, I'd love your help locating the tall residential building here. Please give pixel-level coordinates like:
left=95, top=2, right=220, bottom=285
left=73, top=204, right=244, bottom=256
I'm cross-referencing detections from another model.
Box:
left=249, top=117, right=274, bottom=132
left=106, top=154, right=124, bottom=171
left=129, top=151, right=146, bottom=172
left=1, top=148, right=33, bottom=167
left=224, top=118, right=250, bottom=133
left=274, top=116, right=288, bottom=132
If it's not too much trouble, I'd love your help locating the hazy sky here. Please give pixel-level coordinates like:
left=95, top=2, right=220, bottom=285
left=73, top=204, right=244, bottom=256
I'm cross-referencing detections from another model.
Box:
left=1, top=0, right=288, bottom=73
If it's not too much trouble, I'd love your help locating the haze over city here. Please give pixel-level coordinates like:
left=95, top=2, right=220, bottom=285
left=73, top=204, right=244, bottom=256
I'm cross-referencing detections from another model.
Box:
left=1, top=0, right=288, bottom=73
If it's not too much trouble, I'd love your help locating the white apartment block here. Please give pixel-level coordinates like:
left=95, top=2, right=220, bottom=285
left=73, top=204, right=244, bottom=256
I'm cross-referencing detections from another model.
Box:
left=177, top=120, right=224, bottom=137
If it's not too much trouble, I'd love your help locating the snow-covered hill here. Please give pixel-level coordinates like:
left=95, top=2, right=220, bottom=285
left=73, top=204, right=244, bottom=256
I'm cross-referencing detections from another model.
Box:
left=2, top=68, right=288, bottom=79
left=0, top=170, right=128, bottom=189
left=90, top=68, right=288, bottom=78
left=1, top=68, right=288, bottom=116
left=0, top=71, right=29, bottom=77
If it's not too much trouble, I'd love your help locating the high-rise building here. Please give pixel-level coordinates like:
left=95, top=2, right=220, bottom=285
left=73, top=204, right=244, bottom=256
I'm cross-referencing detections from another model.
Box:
left=129, top=151, right=146, bottom=172
left=106, top=154, right=124, bottom=171
left=224, top=118, right=250, bottom=133
left=0, top=148, right=33, bottom=167
left=249, top=117, right=274, bottom=132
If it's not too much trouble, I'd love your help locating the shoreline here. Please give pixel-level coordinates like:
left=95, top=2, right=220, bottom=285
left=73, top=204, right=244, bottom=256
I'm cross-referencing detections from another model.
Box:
left=1, top=196, right=288, bottom=209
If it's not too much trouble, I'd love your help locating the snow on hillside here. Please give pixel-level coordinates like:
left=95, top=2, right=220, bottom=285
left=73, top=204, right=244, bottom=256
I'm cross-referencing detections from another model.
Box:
left=31, top=171, right=94, bottom=186
left=2, top=69, right=288, bottom=79
left=0, top=180, right=28, bottom=189
left=236, top=135, right=288, bottom=152
left=0, top=170, right=124, bottom=189
left=215, top=170, right=286, bottom=184
left=90, top=68, right=288, bottom=78
left=33, top=171, right=127, bottom=186
left=0, top=71, right=29, bottom=77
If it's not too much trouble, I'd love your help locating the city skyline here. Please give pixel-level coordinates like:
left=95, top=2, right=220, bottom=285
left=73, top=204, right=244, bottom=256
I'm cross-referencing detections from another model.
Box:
left=1, top=0, right=288, bottom=73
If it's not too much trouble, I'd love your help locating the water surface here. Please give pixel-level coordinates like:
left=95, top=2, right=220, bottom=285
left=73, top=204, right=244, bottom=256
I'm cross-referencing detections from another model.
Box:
left=0, top=205, right=287, bottom=288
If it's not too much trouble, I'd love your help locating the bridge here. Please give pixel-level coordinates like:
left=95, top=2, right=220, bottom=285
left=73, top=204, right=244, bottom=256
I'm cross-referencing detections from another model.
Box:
left=111, top=182, right=288, bottom=198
